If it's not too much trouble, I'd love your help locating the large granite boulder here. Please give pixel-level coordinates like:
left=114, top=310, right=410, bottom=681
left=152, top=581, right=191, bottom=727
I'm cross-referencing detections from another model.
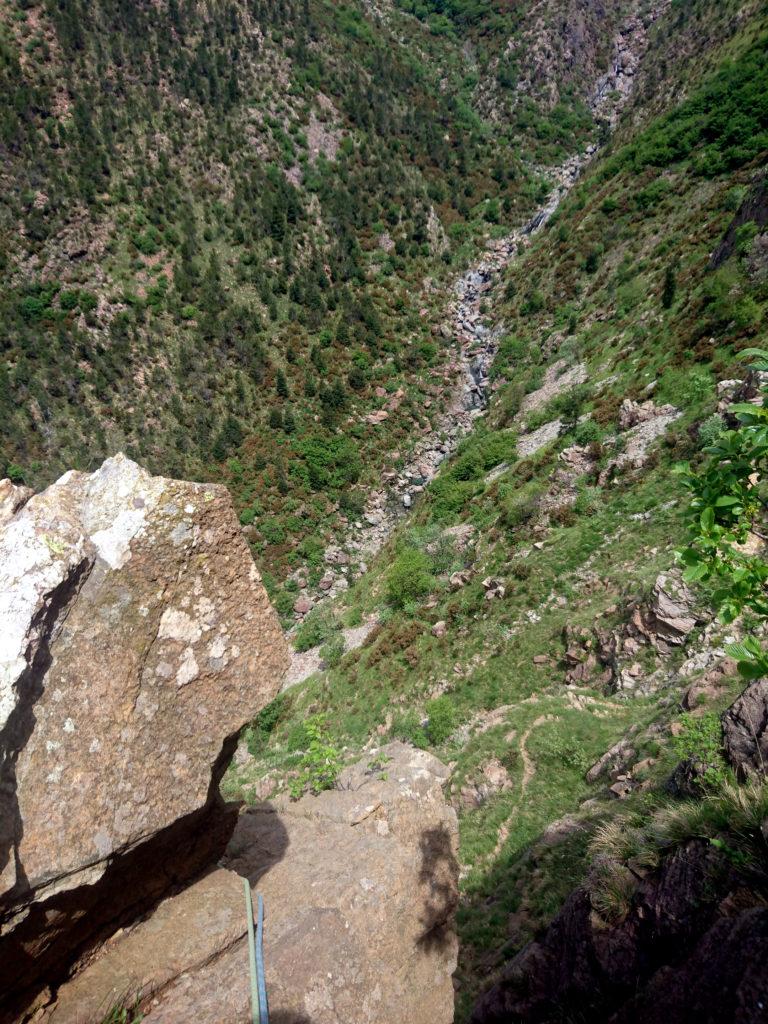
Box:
left=41, top=743, right=459, bottom=1024
left=0, top=455, right=289, bottom=1018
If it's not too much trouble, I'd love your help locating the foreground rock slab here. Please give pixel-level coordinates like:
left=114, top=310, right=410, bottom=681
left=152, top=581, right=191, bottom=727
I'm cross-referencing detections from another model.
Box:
left=44, top=743, right=459, bottom=1024
left=0, top=454, right=289, bottom=1016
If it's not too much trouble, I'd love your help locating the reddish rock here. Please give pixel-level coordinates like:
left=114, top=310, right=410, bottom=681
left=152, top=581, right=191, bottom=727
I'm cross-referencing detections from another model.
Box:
left=0, top=478, right=32, bottom=526
left=470, top=840, right=768, bottom=1024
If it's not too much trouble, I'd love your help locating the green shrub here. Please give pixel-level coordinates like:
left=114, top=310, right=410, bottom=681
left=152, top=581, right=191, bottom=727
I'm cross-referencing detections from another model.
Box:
left=425, top=696, right=456, bottom=745
left=391, top=708, right=428, bottom=748
left=260, top=518, right=286, bottom=545
left=500, top=487, right=541, bottom=530
left=573, top=485, right=603, bottom=517
left=294, top=609, right=337, bottom=652
left=427, top=476, right=475, bottom=521
left=387, top=548, right=434, bottom=607
left=320, top=635, right=345, bottom=669
left=59, top=289, right=80, bottom=311
left=246, top=694, right=287, bottom=755
left=697, top=413, right=726, bottom=449
left=671, top=712, right=730, bottom=789
left=289, top=715, right=343, bottom=798
left=573, top=419, right=602, bottom=446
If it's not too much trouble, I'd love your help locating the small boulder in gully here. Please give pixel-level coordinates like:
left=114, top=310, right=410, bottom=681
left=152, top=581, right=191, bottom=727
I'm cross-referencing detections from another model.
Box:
left=42, top=743, right=459, bottom=1024
left=0, top=455, right=289, bottom=1017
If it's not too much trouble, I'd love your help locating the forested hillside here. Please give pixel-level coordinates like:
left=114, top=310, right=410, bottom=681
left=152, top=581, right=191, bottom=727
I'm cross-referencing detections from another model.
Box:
left=1, top=0, right=653, bottom=616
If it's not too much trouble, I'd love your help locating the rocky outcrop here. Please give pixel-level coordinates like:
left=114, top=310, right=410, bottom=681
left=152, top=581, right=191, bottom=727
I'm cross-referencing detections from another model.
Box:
left=42, top=743, right=458, bottom=1024
left=0, top=455, right=289, bottom=1019
left=710, top=171, right=768, bottom=268
left=722, top=679, right=768, bottom=779
left=471, top=839, right=768, bottom=1024
left=564, top=571, right=704, bottom=693
left=627, top=571, right=701, bottom=652
left=598, top=401, right=681, bottom=485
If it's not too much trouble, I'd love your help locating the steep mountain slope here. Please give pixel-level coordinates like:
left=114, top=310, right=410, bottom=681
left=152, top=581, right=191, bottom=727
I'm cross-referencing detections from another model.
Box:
left=4, top=1, right=768, bottom=1020
left=1, top=0, right=667, bottom=620
left=223, top=3, right=768, bottom=1018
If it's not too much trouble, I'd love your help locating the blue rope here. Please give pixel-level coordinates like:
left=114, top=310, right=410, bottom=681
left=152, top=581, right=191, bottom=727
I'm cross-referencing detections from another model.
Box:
left=256, top=893, right=269, bottom=1024
left=244, top=880, right=260, bottom=1024
left=244, top=882, right=269, bottom=1024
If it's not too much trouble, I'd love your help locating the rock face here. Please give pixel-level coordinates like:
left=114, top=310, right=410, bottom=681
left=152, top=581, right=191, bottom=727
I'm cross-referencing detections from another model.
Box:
left=0, top=479, right=32, bottom=526
left=471, top=839, right=768, bottom=1024
left=42, top=743, right=459, bottom=1024
left=722, top=679, right=768, bottom=779
left=0, top=455, right=290, bottom=1017
left=563, top=571, right=704, bottom=693
left=629, top=571, right=700, bottom=651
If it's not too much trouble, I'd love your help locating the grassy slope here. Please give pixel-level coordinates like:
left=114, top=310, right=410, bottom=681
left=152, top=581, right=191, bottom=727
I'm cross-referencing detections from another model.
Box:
left=226, top=6, right=768, bottom=1014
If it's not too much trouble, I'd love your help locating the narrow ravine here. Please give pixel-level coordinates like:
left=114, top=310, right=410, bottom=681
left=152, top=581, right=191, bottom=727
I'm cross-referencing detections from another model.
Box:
left=284, top=0, right=671, bottom=677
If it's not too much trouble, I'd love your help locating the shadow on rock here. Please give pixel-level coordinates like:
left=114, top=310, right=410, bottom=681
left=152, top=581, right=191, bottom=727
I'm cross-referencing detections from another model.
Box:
left=222, top=801, right=292, bottom=885
left=416, top=823, right=459, bottom=953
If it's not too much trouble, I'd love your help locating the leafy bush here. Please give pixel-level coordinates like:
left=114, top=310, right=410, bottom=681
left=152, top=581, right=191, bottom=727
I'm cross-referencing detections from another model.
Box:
left=671, top=712, right=730, bottom=789
left=260, top=518, right=286, bottom=545
left=295, top=435, right=362, bottom=491
left=427, top=476, right=475, bottom=522
left=246, top=694, right=287, bottom=755
left=320, top=635, right=345, bottom=669
left=387, top=547, right=434, bottom=607
left=697, top=413, right=725, bottom=449
left=676, top=348, right=768, bottom=676
left=500, top=485, right=542, bottom=530
left=573, top=419, right=602, bottom=446
left=391, top=708, right=428, bottom=748
left=289, top=715, right=343, bottom=798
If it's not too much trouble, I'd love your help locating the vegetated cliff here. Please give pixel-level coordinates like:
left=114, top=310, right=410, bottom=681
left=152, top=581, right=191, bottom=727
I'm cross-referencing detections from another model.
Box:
left=0, top=454, right=290, bottom=1020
